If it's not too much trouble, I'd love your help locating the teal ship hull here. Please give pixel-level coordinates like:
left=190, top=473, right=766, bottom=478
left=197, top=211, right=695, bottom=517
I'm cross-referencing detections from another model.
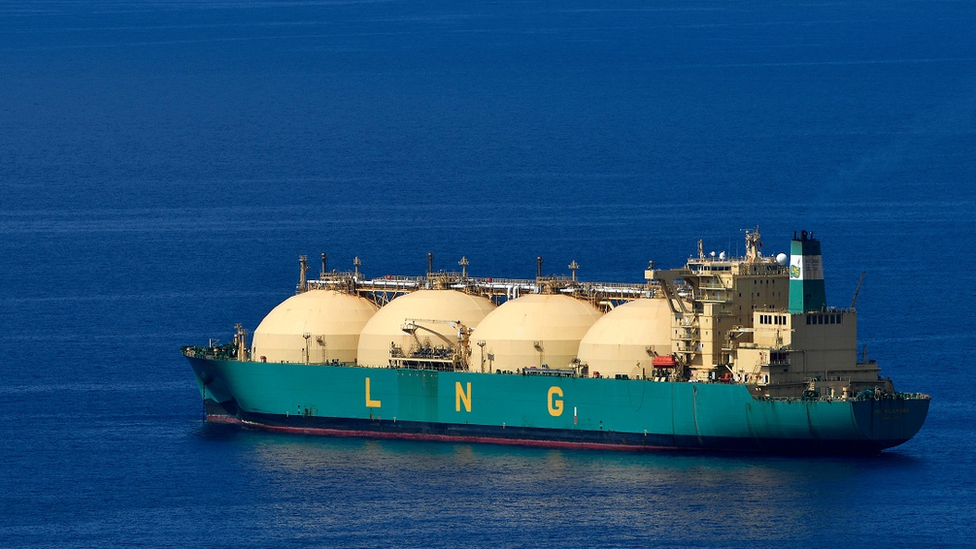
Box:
left=187, top=356, right=929, bottom=454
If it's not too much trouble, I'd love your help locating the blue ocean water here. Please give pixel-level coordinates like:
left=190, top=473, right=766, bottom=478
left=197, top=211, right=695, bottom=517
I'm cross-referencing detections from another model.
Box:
left=1, top=0, right=975, bottom=547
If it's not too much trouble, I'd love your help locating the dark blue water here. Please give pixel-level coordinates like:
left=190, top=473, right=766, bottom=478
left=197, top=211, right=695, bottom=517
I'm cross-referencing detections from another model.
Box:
left=2, top=1, right=974, bottom=547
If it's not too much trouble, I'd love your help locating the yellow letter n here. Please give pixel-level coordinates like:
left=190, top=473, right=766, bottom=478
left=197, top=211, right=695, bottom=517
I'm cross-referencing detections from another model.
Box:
left=456, top=382, right=472, bottom=412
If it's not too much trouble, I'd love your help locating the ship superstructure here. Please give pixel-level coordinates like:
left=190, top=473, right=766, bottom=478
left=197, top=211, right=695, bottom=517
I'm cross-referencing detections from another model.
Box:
left=183, top=229, right=929, bottom=453
left=643, top=229, right=884, bottom=400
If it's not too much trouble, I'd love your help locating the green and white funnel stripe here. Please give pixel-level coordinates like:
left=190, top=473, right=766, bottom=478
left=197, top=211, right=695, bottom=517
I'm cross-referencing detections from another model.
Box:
left=789, top=230, right=827, bottom=313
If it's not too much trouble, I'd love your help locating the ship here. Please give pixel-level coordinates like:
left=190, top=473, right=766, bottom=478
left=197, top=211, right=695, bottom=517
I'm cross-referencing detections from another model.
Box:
left=183, top=229, right=929, bottom=454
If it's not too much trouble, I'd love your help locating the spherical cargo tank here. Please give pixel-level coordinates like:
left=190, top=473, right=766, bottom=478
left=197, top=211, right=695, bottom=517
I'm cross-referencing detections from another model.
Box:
left=356, top=289, right=496, bottom=367
left=576, top=298, right=674, bottom=379
left=472, top=294, right=603, bottom=372
left=251, top=290, right=379, bottom=364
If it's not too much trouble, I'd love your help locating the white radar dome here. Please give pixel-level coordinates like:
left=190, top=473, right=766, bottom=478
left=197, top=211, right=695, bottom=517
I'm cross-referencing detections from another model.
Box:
left=776, top=253, right=788, bottom=265
left=251, top=290, right=379, bottom=364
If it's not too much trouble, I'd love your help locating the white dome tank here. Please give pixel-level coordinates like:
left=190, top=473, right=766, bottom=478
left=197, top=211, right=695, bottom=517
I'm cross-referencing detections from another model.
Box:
left=356, top=289, right=496, bottom=367
left=577, top=298, right=674, bottom=379
left=251, top=290, right=379, bottom=364
left=473, top=294, right=603, bottom=372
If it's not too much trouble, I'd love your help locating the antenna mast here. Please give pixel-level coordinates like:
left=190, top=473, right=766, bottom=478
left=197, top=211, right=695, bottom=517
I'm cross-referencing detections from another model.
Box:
left=568, top=260, right=579, bottom=282
left=850, top=271, right=866, bottom=309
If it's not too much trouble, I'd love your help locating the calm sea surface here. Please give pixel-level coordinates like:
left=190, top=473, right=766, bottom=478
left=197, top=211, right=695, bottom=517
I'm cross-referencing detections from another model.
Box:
left=1, top=1, right=974, bottom=547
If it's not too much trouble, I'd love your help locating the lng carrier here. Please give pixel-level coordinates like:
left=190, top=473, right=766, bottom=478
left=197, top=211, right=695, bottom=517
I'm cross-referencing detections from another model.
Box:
left=183, top=229, right=929, bottom=453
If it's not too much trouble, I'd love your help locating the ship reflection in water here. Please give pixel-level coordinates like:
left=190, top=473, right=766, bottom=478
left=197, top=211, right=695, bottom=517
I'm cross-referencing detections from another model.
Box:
left=217, top=427, right=922, bottom=546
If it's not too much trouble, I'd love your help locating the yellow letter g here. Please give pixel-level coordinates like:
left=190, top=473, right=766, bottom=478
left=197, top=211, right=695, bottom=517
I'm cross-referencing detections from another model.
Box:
left=548, top=386, right=564, bottom=416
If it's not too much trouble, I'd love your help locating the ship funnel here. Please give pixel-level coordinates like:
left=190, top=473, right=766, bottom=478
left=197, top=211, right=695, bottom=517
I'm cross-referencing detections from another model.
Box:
left=788, top=230, right=827, bottom=313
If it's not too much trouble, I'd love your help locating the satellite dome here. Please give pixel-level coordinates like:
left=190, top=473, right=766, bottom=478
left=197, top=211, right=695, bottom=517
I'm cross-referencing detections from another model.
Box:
left=356, top=289, right=496, bottom=367
left=776, top=253, right=788, bottom=265
left=472, top=294, right=603, bottom=372
left=577, top=298, right=674, bottom=378
left=251, top=290, right=379, bottom=364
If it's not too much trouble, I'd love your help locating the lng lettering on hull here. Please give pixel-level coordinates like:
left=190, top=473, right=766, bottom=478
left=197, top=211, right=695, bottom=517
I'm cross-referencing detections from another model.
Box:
left=184, top=229, right=930, bottom=454
left=370, top=378, right=554, bottom=417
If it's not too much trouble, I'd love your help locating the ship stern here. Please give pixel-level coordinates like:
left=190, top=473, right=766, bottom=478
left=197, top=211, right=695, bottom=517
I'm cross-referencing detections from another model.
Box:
left=851, top=393, right=931, bottom=452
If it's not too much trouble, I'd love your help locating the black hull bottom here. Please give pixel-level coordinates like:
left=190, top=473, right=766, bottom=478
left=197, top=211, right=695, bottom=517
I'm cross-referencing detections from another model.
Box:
left=202, top=398, right=900, bottom=455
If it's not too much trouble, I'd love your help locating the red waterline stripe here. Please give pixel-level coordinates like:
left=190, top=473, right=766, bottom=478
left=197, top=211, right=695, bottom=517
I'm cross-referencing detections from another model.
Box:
left=204, top=416, right=687, bottom=452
